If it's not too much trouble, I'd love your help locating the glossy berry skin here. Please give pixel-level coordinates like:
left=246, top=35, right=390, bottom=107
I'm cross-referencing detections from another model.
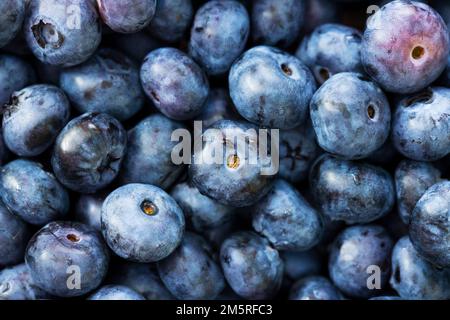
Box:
left=140, top=48, right=209, bottom=121
left=0, top=264, right=50, bottom=300
left=282, top=249, right=322, bottom=280
left=2, top=84, right=70, bottom=157
left=297, top=23, right=363, bottom=84
left=189, top=0, right=250, bottom=76
left=0, top=202, right=31, bottom=267
left=148, top=0, right=194, bottom=43
left=409, top=181, right=450, bottom=268
left=0, top=159, right=70, bottom=225
left=392, top=87, right=450, bottom=161
left=88, top=285, right=145, bottom=300
left=252, top=0, right=304, bottom=48
left=196, top=88, right=238, bottom=128
left=25, top=221, right=109, bottom=297
left=310, top=154, right=395, bottom=224
left=59, top=48, right=144, bottom=121
left=252, top=179, right=323, bottom=251
left=310, top=73, right=390, bottom=160
left=395, top=160, right=441, bottom=224
left=0, top=0, right=25, bottom=48
left=329, top=225, right=393, bottom=299
left=120, top=114, right=186, bottom=189
left=229, top=46, right=316, bottom=129
left=75, top=192, right=106, bottom=231
left=158, top=232, right=225, bottom=300
left=97, top=0, right=156, bottom=33
left=289, top=276, right=343, bottom=300
left=24, top=0, right=102, bottom=67
left=189, top=120, right=275, bottom=207
left=390, top=236, right=450, bottom=300
left=101, top=184, right=185, bottom=262
left=51, top=113, right=127, bottom=194
left=220, top=231, right=283, bottom=300
left=361, top=1, right=449, bottom=94
left=171, top=182, right=234, bottom=231
left=0, top=54, right=36, bottom=106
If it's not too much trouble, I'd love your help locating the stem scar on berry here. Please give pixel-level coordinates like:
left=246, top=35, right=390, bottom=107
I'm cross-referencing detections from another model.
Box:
left=141, top=200, right=158, bottom=216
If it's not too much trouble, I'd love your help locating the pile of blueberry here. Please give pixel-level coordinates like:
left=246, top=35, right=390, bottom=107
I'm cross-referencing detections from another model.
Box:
left=1, top=0, right=450, bottom=301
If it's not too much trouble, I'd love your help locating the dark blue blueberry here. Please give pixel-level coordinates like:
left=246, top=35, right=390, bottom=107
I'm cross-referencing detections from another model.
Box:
left=395, top=160, right=441, bottom=224
left=297, top=23, right=363, bottom=84
left=0, top=159, right=70, bottom=225
left=101, top=183, right=185, bottom=262
left=140, top=48, right=209, bottom=120
left=171, top=182, right=235, bottom=231
left=0, top=201, right=31, bottom=267
left=59, top=48, right=144, bottom=121
left=25, top=221, right=109, bottom=297
left=392, top=87, right=450, bottom=161
left=158, top=232, right=225, bottom=300
left=75, top=192, right=107, bottom=231
left=282, top=249, right=322, bottom=280
left=110, top=31, right=162, bottom=63
left=361, top=1, right=449, bottom=94
left=148, top=0, right=194, bottom=43
left=195, top=88, right=239, bottom=128
left=409, top=181, right=450, bottom=268
left=24, top=0, right=102, bottom=67
left=252, top=0, right=304, bottom=48
left=51, top=113, right=127, bottom=194
left=229, top=46, right=316, bottom=129
left=310, top=154, right=395, bottom=224
left=0, top=54, right=36, bottom=106
left=0, top=264, right=51, bottom=300
left=97, top=0, right=156, bottom=33
left=220, top=231, right=284, bottom=300
left=390, top=236, right=450, bottom=300
left=120, top=114, right=186, bottom=189
left=2, top=84, right=70, bottom=157
left=189, top=120, right=275, bottom=207
left=88, top=285, right=145, bottom=300
left=328, top=224, right=393, bottom=299
left=0, top=0, right=25, bottom=47
left=252, top=179, right=323, bottom=251
left=289, top=276, right=343, bottom=300
left=303, top=0, right=337, bottom=34
left=310, top=72, right=391, bottom=159
left=189, top=0, right=250, bottom=75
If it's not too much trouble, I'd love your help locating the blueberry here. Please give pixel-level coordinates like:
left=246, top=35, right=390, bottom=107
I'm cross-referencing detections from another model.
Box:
left=51, top=113, right=127, bottom=193
left=252, top=0, right=304, bottom=48
left=0, top=264, right=50, bottom=300
left=158, top=232, right=225, bottom=300
left=310, top=154, right=395, bottom=224
left=297, top=23, right=363, bottom=84
left=189, top=120, right=275, bottom=207
left=361, top=1, right=449, bottom=94
left=25, top=0, right=102, bottom=67
left=390, top=236, right=450, bottom=300
left=229, top=46, right=316, bottom=129
left=409, top=181, right=450, bottom=268
left=101, top=183, right=185, bottom=262
left=0, top=159, right=70, bottom=225
left=97, top=0, right=156, bottom=33
left=148, top=0, right=194, bottom=43
left=59, top=48, right=144, bottom=121
left=392, top=87, right=450, bottom=161
left=110, top=31, right=162, bottom=63
left=140, top=48, right=209, bottom=121
left=88, top=285, right=145, bottom=300
left=171, top=182, right=234, bottom=231
left=196, top=88, right=239, bottom=128
left=328, top=225, right=393, bottom=299
left=75, top=192, right=107, bottom=231
left=310, top=73, right=391, bottom=160
left=289, top=276, right=343, bottom=300
left=189, top=0, right=250, bottom=75
left=0, top=202, right=31, bottom=267
left=252, top=179, right=323, bottom=251
left=369, top=296, right=402, bottom=300
left=0, top=54, right=36, bottom=106
left=25, top=221, right=109, bottom=297
left=2, top=84, right=70, bottom=157
left=120, top=114, right=186, bottom=189
left=395, top=160, right=441, bottom=224
left=303, top=0, right=337, bottom=34
left=282, top=249, right=322, bottom=280
left=0, top=0, right=25, bottom=48
left=220, top=231, right=284, bottom=299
